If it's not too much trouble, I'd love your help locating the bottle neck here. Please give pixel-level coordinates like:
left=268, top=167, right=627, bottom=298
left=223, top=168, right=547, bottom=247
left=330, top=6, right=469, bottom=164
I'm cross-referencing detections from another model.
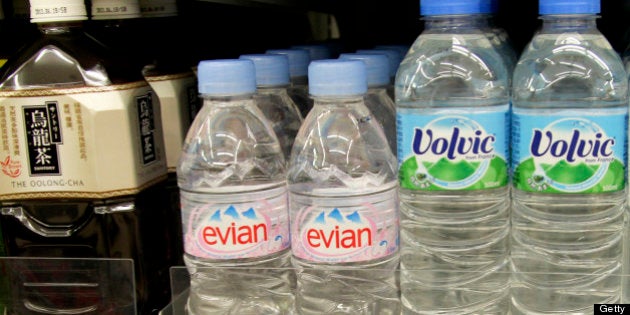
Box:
left=540, top=14, right=599, bottom=33
left=423, top=14, right=491, bottom=31
left=257, top=85, right=290, bottom=93
left=290, top=75, right=308, bottom=86
left=37, top=21, right=84, bottom=35
left=202, top=93, right=255, bottom=105
left=312, top=95, right=365, bottom=106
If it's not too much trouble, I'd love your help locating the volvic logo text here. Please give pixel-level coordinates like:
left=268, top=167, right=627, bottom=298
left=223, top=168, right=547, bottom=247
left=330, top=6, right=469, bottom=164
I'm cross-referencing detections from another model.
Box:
left=530, top=129, right=614, bottom=162
left=412, top=127, right=495, bottom=159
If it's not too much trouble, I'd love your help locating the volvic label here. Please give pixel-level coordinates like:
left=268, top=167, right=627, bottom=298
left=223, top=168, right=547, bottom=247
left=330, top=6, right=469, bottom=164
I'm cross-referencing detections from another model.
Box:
left=182, top=190, right=290, bottom=260
left=0, top=83, right=167, bottom=200
left=291, top=188, right=399, bottom=263
left=512, top=107, right=627, bottom=193
left=397, top=105, right=509, bottom=191
left=145, top=73, right=197, bottom=171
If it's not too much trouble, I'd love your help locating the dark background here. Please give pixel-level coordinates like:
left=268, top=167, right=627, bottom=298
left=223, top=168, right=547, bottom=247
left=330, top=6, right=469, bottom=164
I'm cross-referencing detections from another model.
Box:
left=182, top=0, right=630, bottom=61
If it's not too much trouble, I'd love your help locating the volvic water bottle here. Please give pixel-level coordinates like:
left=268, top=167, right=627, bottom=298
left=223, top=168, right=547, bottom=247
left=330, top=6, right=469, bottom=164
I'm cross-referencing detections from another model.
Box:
left=511, top=0, right=627, bottom=313
left=239, top=54, right=303, bottom=160
left=338, top=53, right=396, bottom=153
left=395, top=0, right=511, bottom=313
left=487, top=0, right=517, bottom=72
left=178, top=59, right=294, bottom=314
left=265, top=49, right=312, bottom=117
left=288, top=59, right=399, bottom=314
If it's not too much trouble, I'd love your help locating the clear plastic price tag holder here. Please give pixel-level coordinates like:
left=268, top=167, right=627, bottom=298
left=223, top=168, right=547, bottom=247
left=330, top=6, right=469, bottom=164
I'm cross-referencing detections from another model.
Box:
left=0, top=257, right=136, bottom=315
left=160, top=266, right=189, bottom=315
left=161, top=266, right=630, bottom=314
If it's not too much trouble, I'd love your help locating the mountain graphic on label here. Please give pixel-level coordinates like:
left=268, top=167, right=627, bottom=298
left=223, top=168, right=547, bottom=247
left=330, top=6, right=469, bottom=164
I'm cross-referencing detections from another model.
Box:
left=209, top=205, right=258, bottom=222
left=313, top=209, right=362, bottom=225
left=426, top=158, right=477, bottom=181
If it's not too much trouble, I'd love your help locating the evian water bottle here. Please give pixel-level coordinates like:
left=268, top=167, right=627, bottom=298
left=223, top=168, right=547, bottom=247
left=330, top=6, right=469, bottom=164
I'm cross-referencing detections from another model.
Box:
left=288, top=59, right=400, bottom=314
left=511, top=0, right=627, bottom=313
left=178, top=59, right=294, bottom=314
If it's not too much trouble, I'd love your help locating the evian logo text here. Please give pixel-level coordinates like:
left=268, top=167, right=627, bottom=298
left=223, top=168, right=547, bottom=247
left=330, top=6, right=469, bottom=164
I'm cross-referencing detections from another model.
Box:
left=531, top=129, right=614, bottom=163
left=202, top=222, right=267, bottom=246
left=307, top=225, right=372, bottom=249
left=302, top=209, right=374, bottom=259
left=412, top=127, right=495, bottom=160
left=196, top=205, right=270, bottom=255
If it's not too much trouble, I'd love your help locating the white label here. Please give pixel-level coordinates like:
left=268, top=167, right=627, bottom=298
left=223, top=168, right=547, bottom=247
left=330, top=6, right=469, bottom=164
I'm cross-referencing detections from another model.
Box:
left=30, top=1, right=87, bottom=23
left=139, top=0, right=177, bottom=17
left=0, top=83, right=167, bottom=200
left=91, top=0, right=141, bottom=19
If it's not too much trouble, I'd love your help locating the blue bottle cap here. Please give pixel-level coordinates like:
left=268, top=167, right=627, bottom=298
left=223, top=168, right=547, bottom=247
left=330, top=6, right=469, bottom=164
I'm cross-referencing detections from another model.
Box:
left=356, top=49, right=403, bottom=78
left=420, top=0, right=492, bottom=16
left=309, top=60, right=367, bottom=96
left=339, top=53, right=390, bottom=87
left=291, top=45, right=332, bottom=61
left=265, top=49, right=311, bottom=78
left=197, top=59, right=256, bottom=95
left=539, top=0, right=600, bottom=15
left=239, top=54, right=290, bottom=87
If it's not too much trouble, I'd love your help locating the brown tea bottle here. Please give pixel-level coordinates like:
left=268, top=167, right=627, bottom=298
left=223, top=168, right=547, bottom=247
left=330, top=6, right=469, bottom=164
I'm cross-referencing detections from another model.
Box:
left=0, top=0, right=175, bottom=313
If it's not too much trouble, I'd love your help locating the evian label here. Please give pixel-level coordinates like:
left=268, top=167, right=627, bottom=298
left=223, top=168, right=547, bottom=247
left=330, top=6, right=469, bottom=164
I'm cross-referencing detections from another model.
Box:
left=512, top=107, right=627, bottom=193
left=397, top=105, right=509, bottom=191
left=182, top=189, right=290, bottom=260
left=0, top=83, right=167, bottom=200
left=291, top=189, right=398, bottom=263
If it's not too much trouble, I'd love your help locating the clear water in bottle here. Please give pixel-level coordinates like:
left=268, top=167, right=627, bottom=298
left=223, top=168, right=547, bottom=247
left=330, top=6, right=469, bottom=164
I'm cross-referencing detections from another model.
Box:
left=265, top=49, right=312, bottom=117
left=178, top=59, right=294, bottom=315
left=395, top=0, right=511, bottom=313
left=239, top=54, right=303, bottom=160
left=288, top=60, right=400, bottom=314
left=339, top=53, right=397, bottom=154
left=511, top=1, right=628, bottom=313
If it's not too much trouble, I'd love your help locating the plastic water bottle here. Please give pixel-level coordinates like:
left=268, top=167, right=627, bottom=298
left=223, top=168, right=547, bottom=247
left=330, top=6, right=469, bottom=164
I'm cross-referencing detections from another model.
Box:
left=356, top=49, right=402, bottom=100
left=395, top=0, right=511, bottom=313
left=487, top=0, right=517, bottom=72
left=338, top=53, right=396, bottom=154
left=288, top=60, right=400, bottom=314
left=265, top=49, right=312, bottom=117
left=511, top=0, right=628, bottom=313
left=178, top=59, right=294, bottom=314
left=239, top=54, right=303, bottom=160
